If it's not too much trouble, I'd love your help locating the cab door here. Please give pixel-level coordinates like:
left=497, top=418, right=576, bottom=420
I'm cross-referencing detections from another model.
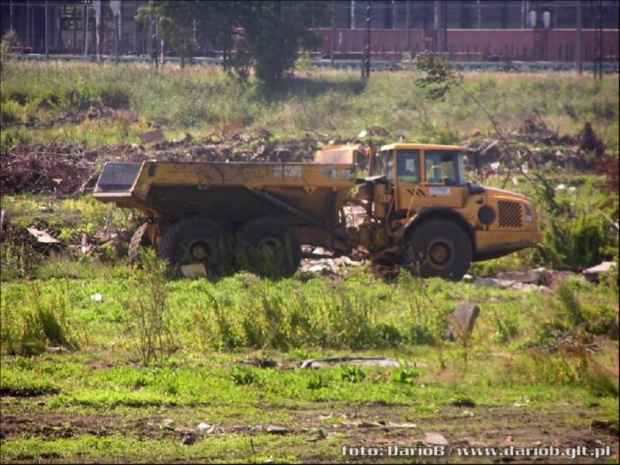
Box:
left=394, top=149, right=422, bottom=212
left=415, top=150, right=468, bottom=210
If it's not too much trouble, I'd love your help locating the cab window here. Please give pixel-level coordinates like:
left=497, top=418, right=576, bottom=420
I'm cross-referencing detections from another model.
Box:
left=396, top=150, right=420, bottom=184
left=424, top=151, right=462, bottom=186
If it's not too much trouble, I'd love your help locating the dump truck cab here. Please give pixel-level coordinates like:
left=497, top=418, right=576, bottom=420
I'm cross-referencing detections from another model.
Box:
left=356, top=143, right=542, bottom=279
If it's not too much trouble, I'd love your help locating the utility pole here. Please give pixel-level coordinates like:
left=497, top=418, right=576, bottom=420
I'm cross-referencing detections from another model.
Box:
left=84, top=3, right=89, bottom=60
left=331, top=0, right=336, bottom=67
left=351, top=0, right=356, bottom=29
left=435, top=0, right=446, bottom=54
left=133, top=1, right=138, bottom=55
left=26, top=1, right=30, bottom=49
left=9, top=0, right=13, bottom=33
left=594, top=0, right=603, bottom=80
left=362, top=0, right=370, bottom=79
left=406, top=0, right=411, bottom=53
left=73, top=6, right=77, bottom=53
left=94, top=0, right=102, bottom=63
left=576, top=0, right=582, bottom=75
left=149, top=3, right=154, bottom=65
left=45, top=0, right=49, bottom=59
left=442, top=0, right=448, bottom=54
left=111, top=0, right=121, bottom=65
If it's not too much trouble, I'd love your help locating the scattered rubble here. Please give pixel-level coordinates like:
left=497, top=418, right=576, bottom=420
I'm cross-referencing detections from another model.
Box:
left=495, top=267, right=551, bottom=286
left=300, top=255, right=364, bottom=275
left=424, top=432, right=449, bottom=446
left=0, top=131, right=328, bottom=197
left=299, top=357, right=426, bottom=369
left=3, top=115, right=609, bottom=199
left=26, top=228, right=60, bottom=244
left=197, top=422, right=216, bottom=434
left=583, top=261, right=617, bottom=283
left=446, top=303, right=480, bottom=342
left=0, top=142, right=145, bottom=197
left=180, top=264, right=208, bottom=279
left=265, top=425, right=290, bottom=435
left=467, top=119, right=606, bottom=177
left=473, top=268, right=567, bottom=291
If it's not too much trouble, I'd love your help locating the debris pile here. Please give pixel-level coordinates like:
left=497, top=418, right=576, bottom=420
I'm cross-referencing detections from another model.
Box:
left=467, top=119, right=607, bottom=177
left=0, top=142, right=146, bottom=197
left=0, top=130, right=333, bottom=197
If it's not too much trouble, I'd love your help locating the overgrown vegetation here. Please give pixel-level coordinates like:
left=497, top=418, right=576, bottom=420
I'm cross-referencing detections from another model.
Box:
left=1, top=283, right=79, bottom=355
left=0, top=61, right=618, bottom=463
left=1, top=62, right=617, bottom=151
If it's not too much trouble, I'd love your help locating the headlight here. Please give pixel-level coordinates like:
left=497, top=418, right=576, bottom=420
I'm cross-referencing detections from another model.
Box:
left=524, top=204, right=534, bottom=223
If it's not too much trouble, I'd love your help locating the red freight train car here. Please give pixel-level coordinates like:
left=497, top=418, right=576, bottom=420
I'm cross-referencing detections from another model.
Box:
left=314, top=28, right=619, bottom=62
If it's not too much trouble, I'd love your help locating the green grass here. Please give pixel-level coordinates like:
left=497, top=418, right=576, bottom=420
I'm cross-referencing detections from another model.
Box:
left=1, top=62, right=618, bottom=151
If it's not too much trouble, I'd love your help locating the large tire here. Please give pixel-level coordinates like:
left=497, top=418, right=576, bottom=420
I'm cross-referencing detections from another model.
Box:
left=236, top=218, right=301, bottom=279
left=406, top=219, right=472, bottom=281
left=158, top=217, right=228, bottom=273
left=128, top=223, right=153, bottom=264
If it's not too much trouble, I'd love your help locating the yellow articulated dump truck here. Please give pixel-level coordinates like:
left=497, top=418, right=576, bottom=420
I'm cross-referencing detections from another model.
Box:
left=94, top=143, right=542, bottom=280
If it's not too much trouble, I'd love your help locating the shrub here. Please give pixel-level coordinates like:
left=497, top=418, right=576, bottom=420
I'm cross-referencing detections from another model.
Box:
left=63, top=77, right=99, bottom=111
left=392, top=367, right=424, bottom=385
left=372, top=323, right=404, bottom=348
left=307, top=373, right=331, bottom=390
left=123, top=250, right=177, bottom=366
left=0, top=239, right=41, bottom=280
left=0, top=99, right=21, bottom=124
left=535, top=208, right=614, bottom=270
left=231, top=366, right=261, bottom=386
left=583, top=357, right=619, bottom=398
left=0, top=284, right=79, bottom=355
left=34, top=88, right=62, bottom=109
left=339, top=364, right=366, bottom=383
left=0, top=125, right=33, bottom=151
left=100, top=85, right=131, bottom=109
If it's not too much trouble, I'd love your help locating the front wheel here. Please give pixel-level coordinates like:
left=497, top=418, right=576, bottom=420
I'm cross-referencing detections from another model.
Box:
left=406, top=219, right=472, bottom=281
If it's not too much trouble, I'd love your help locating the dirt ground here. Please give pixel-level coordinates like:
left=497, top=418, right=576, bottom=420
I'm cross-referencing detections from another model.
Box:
left=1, top=399, right=618, bottom=463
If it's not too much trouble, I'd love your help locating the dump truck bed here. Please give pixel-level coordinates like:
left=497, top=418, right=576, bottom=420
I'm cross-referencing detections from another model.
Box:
left=94, top=161, right=357, bottom=226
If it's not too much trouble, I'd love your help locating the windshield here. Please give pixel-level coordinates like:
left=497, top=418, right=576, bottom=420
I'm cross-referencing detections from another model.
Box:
left=374, top=150, right=392, bottom=180
left=424, top=151, right=467, bottom=186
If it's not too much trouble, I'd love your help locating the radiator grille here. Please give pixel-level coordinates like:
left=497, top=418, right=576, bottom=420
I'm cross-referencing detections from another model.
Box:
left=498, top=200, right=523, bottom=228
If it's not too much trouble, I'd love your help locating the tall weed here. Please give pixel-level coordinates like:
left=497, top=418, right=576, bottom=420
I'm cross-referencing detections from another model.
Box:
left=123, top=250, right=177, bottom=366
left=0, top=283, right=79, bottom=355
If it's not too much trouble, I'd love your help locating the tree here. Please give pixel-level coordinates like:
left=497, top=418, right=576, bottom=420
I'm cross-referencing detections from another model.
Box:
left=233, top=1, right=327, bottom=86
left=137, top=1, right=205, bottom=67
left=137, top=1, right=328, bottom=85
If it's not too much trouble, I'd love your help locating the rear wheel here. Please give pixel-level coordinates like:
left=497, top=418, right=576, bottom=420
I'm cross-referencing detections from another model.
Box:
left=406, top=219, right=472, bottom=281
left=158, top=217, right=228, bottom=273
left=236, top=218, right=301, bottom=279
left=128, top=223, right=153, bottom=264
